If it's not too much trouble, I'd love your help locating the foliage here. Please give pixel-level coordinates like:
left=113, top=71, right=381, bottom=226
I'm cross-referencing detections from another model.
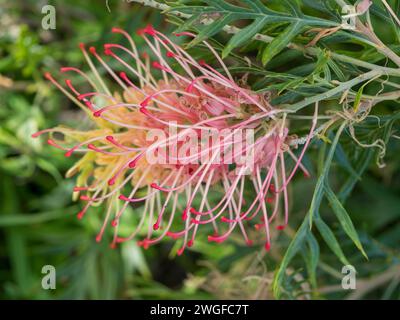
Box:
left=0, top=0, right=399, bottom=300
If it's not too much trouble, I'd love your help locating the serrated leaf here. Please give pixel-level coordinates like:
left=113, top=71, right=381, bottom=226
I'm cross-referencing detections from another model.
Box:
left=262, top=21, right=303, bottom=65
left=324, top=184, right=368, bottom=259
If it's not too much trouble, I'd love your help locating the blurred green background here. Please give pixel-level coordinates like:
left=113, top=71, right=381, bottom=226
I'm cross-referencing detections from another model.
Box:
left=0, top=0, right=399, bottom=300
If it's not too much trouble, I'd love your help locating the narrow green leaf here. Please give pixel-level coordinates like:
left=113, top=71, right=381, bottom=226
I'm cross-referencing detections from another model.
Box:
left=272, top=217, right=309, bottom=298
left=187, top=13, right=236, bottom=48
left=174, top=13, right=201, bottom=33
left=324, top=184, right=368, bottom=259
left=240, top=0, right=268, bottom=13
left=338, top=147, right=374, bottom=201
left=0, top=208, right=76, bottom=227
left=309, top=122, right=346, bottom=226
left=353, top=75, right=380, bottom=112
left=314, top=216, right=350, bottom=265
left=222, top=17, right=268, bottom=58
left=305, top=232, right=320, bottom=289
left=262, top=21, right=303, bottom=65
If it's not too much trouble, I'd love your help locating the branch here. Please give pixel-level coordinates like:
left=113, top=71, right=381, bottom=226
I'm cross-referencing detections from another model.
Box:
left=128, top=0, right=400, bottom=75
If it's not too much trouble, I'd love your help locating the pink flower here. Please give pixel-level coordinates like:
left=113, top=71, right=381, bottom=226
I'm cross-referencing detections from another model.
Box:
left=32, top=25, right=316, bottom=254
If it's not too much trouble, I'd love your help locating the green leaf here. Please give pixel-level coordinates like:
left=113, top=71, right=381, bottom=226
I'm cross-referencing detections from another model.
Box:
left=305, top=232, right=320, bottom=289
left=309, top=122, right=346, bottom=226
left=0, top=208, right=76, bottom=227
left=222, top=17, right=268, bottom=58
left=187, top=13, right=236, bottom=48
left=325, top=184, right=368, bottom=259
left=272, top=217, right=309, bottom=298
left=262, top=21, right=303, bottom=65
left=314, top=216, right=350, bottom=265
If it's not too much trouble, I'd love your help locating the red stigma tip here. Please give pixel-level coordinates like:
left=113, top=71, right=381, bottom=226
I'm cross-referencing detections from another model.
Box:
left=198, top=59, right=206, bottom=66
left=93, top=110, right=101, bottom=117
left=116, top=237, right=125, bottom=243
left=140, top=97, right=151, bottom=107
left=128, top=159, right=138, bottom=168
left=152, top=61, right=163, bottom=70
left=104, top=48, right=112, bottom=56
left=174, top=32, right=191, bottom=37
left=221, top=217, right=230, bottom=223
left=106, top=135, right=114, bottom=142
left=77, top=211, right=85, bottom=220
left=64, top=150, right=73, bottom=157
left=265, top=242, right=271, bottom=251
left=111, top=27, right=122, bottom=33
left=177, top=247, right=185, bottom=256
left=140, top=107, right=151, bottom=116
left=166, top=51, right=175, bottom=58
left=186, top=84, right=194, bottom=93
left=89, top=46, right=96, bottom=54
left=143, top=24, right=156, bottom=36
left=110, top=243, right=117, bottom=249
left=118, top=195, right=129, bottom=201
left=108, top=178, right=116, bottom=186
left=80, top=195, right=90, bottom=201
left=142, top=240, right=149, bottom=250
left=187, top=240, right=194, bottom=247
left=276, top=225, right=286, bottom=230
left=246, top=240, right=253, bottom=246
left=95, top=235, right=102, bottom=243
left=44, top=72, right=52, bottom=80
left=87, top=144, right=96, bottom=150
left=153, top=223, right=159, bottom=231
left=207, top=235, right=224, bottom=243
left=111, top=219, right=118, bottom=227
left=79, top=43, right=85, bottom=50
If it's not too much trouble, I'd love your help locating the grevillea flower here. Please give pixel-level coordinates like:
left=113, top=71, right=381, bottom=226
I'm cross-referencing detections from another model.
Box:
left=32, top=25, right=316, bottom=254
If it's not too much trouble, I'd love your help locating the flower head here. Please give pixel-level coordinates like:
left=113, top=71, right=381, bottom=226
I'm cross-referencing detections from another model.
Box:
left=33, top=25, right=316, bottom=254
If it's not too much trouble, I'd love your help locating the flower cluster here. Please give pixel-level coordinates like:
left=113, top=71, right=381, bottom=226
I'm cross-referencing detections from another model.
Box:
left=33, top=25, right=315, bottom=254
